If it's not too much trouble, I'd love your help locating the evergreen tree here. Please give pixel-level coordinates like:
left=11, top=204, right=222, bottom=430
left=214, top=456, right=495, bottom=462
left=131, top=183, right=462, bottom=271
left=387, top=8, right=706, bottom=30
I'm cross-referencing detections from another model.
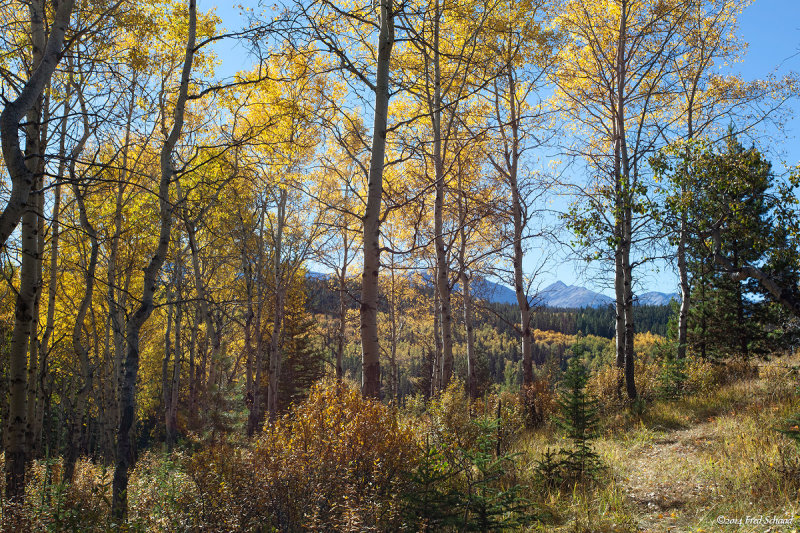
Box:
left=684, top=134, right=800, bottom=358
left=553, top=354, right=602, bottom=484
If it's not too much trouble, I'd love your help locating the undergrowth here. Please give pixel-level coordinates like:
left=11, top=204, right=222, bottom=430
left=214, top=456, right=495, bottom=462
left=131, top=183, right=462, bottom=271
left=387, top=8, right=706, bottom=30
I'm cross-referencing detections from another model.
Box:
left=4, top=354, right=800, bottom=532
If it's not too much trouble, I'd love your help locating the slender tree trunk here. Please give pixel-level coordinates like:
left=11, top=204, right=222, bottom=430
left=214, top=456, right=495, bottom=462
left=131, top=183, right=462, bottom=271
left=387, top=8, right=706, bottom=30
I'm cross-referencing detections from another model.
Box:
left=161, top=289, right=174, bottom=445
left=432, top=266, right=442, bottom=395
left=462, top=272, right=477, bottom=400
left=186, top=221, right=222, bottom=401
left=677, top=115, right=695, bottom=360
left=106, top=79, right=137, bottom=461
left=165, top=258, right=181, bottom=449
left=677, top=215, right=690, bottom=359
left=622, top=209, right=637, bottom=399
left=26, top=136, right=47, bottom=458
left=510, top=171, right=533, bottom=382
left=244, top=269, right=257, bottom=435
left=25, top=170, right=44, bottom=461
left=336, top=233, right=348, bottom=381
left=360, top=0, right=394, bottom=399
left=167, top=302, right=181, bottom=449
left=612, top=0, right=637, bottom=400
left=4, top=8, right=53, bottom=496
left=456, top=170, right=477, bottom=399
left=65, top=181, right=100, bottom=481
left=267, top=188, right=287, bottom=420
left=188, top=307, right=200, bottom=427
left=614, top=239, right=626, bottom=399
left=389, top=263, right=398, bottom=401
left=0, top=0, right=74, bottom=249
left=430, top=3, right=454, bottom=389
left=112, top=2, right=195, bottom=519
left=267, top=288, right=285, bottom=419
left=36, top=97, right=71, bottom=458
left=5, top=174, right=38, bottom=507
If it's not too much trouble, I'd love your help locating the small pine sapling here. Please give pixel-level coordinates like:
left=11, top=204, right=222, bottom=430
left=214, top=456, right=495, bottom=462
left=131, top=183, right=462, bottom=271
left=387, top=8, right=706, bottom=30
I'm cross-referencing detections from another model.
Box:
left=553, top=354, right=603, bottom=485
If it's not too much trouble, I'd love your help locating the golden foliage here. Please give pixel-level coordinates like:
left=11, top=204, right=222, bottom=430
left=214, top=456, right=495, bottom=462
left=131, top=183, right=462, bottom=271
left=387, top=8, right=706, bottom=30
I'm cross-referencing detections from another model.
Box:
left=187, top=380, right=416, bottom=531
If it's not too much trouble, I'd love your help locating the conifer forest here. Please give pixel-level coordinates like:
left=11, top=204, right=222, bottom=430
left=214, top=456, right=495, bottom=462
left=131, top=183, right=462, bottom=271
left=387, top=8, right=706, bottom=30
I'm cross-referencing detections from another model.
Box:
left=2, top=0, right=800, bottom=530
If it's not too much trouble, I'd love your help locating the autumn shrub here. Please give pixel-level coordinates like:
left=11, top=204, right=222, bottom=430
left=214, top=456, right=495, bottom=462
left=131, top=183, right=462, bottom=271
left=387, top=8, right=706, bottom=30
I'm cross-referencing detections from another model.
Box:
left=188, top=379, right=417, bottom=531
left=14, top=457, right=113, bottom=532
left=473, top=390, right=526, bottom=456
left=712, top=356, right=759, bottom=385
left=656, top=355, right=715, bottom=399
left=585, top=359, right=661, bottom=410
left=683, top=356, right=716, bottom=393
left=633, top=354, right=663, bottom=401
left=519, top=375, right=556, bottom=429
left=129, top=451, right=200, bottom=531
left=186, top=443, right=264, bottom=531
left=586, top=363, right=622, bottom=411
left=427, top=379, right=479, bottom=449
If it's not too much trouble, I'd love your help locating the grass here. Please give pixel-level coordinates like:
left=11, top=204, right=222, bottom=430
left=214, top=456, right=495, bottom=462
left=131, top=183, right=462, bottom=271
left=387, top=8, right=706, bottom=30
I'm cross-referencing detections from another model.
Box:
left=516, top=355, right=800, bottom=532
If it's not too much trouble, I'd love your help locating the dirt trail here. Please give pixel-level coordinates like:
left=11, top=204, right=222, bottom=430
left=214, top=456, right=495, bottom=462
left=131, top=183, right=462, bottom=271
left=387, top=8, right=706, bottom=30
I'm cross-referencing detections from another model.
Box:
left=619, top=421, right=723, bottom=532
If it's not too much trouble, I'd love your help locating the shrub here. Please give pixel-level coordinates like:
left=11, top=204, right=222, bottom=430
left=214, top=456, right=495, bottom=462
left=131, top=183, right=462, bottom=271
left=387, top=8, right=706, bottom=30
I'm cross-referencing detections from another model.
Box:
left=683, top=356, right=716, bottom=394
left=427, top=379, right=481, bottom=451
left=520, top=376, right=555, bottom=429
left=129, top=451, right=200, bottom=531
left=654, top=355, right=715, bottom=400
left=14, top=457, right=113, bottom=532
left=188, top=379, right=417, bottom=531
left=713, top=357, right=758, bottom=385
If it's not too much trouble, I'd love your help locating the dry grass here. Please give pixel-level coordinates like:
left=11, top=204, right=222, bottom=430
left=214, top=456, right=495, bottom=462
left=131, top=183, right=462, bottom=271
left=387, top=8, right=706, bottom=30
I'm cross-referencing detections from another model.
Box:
left=517, top=355, right=800, bottom=532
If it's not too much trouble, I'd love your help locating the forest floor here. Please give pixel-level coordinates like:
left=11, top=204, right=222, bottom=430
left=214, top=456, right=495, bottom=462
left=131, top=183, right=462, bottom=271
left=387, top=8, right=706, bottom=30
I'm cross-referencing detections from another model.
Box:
left=524, top=355, right=800, bottom=533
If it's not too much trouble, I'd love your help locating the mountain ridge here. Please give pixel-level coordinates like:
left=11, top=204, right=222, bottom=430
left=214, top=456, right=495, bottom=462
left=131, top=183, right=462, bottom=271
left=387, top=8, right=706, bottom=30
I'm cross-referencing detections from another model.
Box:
left=309, top=271, right=678, bottom=309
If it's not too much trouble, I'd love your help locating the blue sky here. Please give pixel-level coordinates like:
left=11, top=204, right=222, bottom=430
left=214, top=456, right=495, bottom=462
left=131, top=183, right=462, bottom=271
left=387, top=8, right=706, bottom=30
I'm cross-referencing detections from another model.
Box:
left=204, top=0, right=800, bottom=296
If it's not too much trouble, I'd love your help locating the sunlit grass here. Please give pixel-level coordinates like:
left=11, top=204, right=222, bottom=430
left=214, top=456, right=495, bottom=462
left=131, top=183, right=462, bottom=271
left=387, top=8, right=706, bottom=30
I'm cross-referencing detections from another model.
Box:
left=508, top=354, right=800, bottom=532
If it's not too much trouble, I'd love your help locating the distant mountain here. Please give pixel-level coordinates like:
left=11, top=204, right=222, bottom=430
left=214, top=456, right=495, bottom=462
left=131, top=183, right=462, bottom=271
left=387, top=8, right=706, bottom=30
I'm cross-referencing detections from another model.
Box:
left=306, top=271, right=677, bottom=309
left=475, top=279, right=678, bottom=308
left=472, top=277, right=518, bottom=305
left=636, top=291, right=679, bottom=306
left=535, top=281, right=614, bottom=308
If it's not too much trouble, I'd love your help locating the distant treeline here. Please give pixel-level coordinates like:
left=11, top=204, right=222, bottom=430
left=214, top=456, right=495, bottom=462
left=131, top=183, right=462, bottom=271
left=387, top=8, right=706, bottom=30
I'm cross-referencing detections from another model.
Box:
left=480, top=302, right=673, bottom=339
left=306, top=275, right=673, bottom=339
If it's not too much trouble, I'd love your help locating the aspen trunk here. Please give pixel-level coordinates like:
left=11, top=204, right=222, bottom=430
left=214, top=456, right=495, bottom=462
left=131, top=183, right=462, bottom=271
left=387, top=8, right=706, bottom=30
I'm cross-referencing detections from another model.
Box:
left=5, top=35, right=49, bottom=504
left=267, top=188, right=287, bottom=420
left=112, top=1, right=195, bottom=519
left=0, top=0, right=74, bottom=248
left=336, top=233, right=348, bottom=381
left=676, top=215, right=690, bottom=359
left=360, top=0, right=394, bottom=399
left=165, top=260, right=181, bottom=449
left=5, top=178, right=38, bottom=505
left=389, top=263, right=398, bottom=401
left=462, top=272, right=478, bottom=399
left=432, top=267, right=442, bottom=395
left=65, top=181, right=99, bottom=481
left=36, top=98, right=71, bottom=458
left=510, top=167, right=534, bottom=381
left=622, top=212, right=637, bottom=400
